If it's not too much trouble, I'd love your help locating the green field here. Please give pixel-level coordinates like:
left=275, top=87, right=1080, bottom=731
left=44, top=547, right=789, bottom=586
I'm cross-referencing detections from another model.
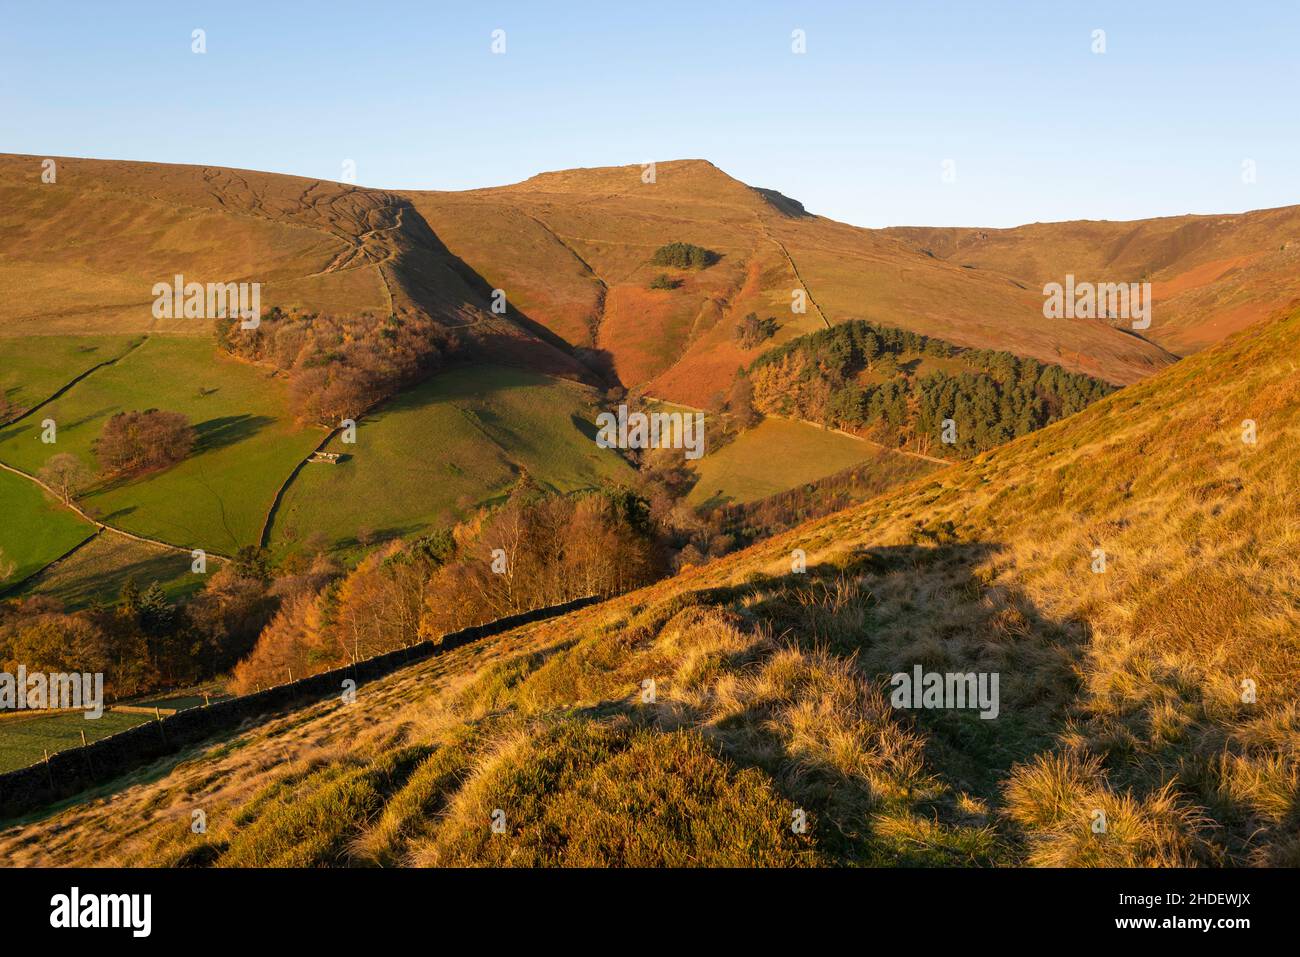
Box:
left=271, top=364, right=633, bottom=554
left=24, top=531, right=210, bottom=609
left=0, top=335, right=143, bottom=420
left=0, top=710, right=153, bottom=773
left=0, top=336, right=324, bottom=554
left=132, top=683, right=232, bottom=712
left=0, top=467, right=95, bottom=590
left=686, top=416, right=907, bottom=507
left=0, top=680, right=230, bottom=773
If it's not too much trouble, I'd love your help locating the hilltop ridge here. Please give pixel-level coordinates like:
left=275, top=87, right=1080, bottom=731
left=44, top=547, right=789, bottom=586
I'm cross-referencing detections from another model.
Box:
left=11, top=153, right=1295, bottom=405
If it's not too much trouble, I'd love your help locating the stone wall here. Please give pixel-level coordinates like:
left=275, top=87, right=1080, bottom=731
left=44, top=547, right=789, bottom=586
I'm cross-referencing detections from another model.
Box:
left=0, top=595, right=600, bottom=821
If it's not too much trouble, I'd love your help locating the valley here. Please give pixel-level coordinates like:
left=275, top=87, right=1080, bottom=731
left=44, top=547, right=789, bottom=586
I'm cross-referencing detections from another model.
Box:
left=4, top=301, right=1295, bottom=866
left=1, top=152, right=1297, bottom=871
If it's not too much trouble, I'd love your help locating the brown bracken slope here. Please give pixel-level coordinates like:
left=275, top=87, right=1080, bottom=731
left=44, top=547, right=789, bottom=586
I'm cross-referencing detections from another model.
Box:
left=7, top=154, right=1298, bottom=406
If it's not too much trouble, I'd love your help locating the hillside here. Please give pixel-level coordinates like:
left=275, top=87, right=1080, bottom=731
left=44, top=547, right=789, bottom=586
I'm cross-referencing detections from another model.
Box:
left=0, top=155, right=635, bottom=592
left=405, top=160, right=1186, bottom=403
left=5, top=302, right=1295, bottom=867
left=1, top=152, right=1222, bottom=605
left=8, top=152, right=1296, bottom=409
left=268, top=364, right=634, bottom=557
left=0, top=153, right=589, bottom=380
left=885, top=206, right=1300, bottom=355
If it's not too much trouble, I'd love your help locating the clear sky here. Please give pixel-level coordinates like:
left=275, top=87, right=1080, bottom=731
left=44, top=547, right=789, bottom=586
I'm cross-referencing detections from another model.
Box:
left=3, top=0, right=1298, bottom=228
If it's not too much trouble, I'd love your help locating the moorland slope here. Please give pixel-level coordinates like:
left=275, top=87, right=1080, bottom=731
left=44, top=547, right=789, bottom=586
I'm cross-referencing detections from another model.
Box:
left=5, top=301, right=1295, bottom=867
left=407, top=160, right=1193, bottom=403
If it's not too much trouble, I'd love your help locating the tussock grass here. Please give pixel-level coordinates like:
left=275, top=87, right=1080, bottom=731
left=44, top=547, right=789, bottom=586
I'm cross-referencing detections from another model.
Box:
left=1004, top=752, right=1217, bottom=866
left=219, top=745, right=432, bottom=867
left=414, top=719, right=817, bottom=867
left=5, top=308, right=1300, bottom=867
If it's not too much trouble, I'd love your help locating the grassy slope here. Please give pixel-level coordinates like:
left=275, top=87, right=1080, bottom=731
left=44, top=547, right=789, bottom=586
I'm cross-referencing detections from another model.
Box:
left=270, top=365, right=633, bottom=555
left=7, top=303, right=1294, bottom=867
left=0, top=155, right=387, bottom=337
left=408, top=160, right=1182, bottom=402
left=0, top=467, right=95, bottom=589
left=5, top=153, right=1293, bottom=401
left=885, top=207, right=1300, bottom=355
left=23, top=532, right=208, bottom=608
left=0, top=335, right=142, bottom=418
left=0, top=153, right=597, bottom=390
left=685, top=417, right=935, bottom=508
left=0, top=336, right=323, bottom=554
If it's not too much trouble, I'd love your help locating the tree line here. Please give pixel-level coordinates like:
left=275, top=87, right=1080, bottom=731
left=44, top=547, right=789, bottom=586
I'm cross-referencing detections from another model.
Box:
left=2, top=476, right=666, bottom=705
left=0, top=546, right=321, bottom=702
left=215, top=307, right=456, bottom=425
left=746, top=319, right=1114, bottom=456
left=650, top=242, right=720, bottom=270
left=229, top=477, right=663, bottom=693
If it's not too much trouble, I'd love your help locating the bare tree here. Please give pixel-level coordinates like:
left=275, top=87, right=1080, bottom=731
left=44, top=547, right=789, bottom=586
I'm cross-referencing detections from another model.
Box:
left=39, top=452, right=93, bottom=506
left=93, top=409, right=195, bottom=476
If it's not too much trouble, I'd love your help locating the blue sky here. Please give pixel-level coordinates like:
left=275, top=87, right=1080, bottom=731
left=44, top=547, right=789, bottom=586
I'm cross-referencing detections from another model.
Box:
left=3, top=1, right=1298, bottom=227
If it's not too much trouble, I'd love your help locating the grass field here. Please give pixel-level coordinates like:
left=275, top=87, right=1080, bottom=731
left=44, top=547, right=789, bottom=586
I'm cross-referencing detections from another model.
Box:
left=685, top=416, right=905, bottom=507
left=0, top=710, right=153, bottom=773
left=0, top=335, right=324, bottom=554
left=0, top=335, right=143, bottom=420
left=7, top=306, right=1294, bottom=867
left=0, top=466, right=95, bottom=590
left=0, top=681, right=230, bottom=774
left=270, top=364, right=632, bottom=555
left=23, top=531, right=209, bottom=609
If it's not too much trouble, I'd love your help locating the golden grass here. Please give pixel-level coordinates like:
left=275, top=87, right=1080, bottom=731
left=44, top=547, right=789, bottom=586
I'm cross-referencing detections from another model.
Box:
left=3, top=307, right=1298, bottom=867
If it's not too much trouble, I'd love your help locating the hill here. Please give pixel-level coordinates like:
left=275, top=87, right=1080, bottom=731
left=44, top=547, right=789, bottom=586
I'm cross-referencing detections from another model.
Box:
left=405, top=160, right=1188, bottom=403
left=0, top=152, right=1214, bottom=604
left=268, top=364, right=633, bottom=557
left=885, top=206, right=1300, bottom=355
left=8, top=153, right=1297, bottom=409
left=0, top=153, right=589, bottom=381
left=5, top=302, right=1295, bottom=867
